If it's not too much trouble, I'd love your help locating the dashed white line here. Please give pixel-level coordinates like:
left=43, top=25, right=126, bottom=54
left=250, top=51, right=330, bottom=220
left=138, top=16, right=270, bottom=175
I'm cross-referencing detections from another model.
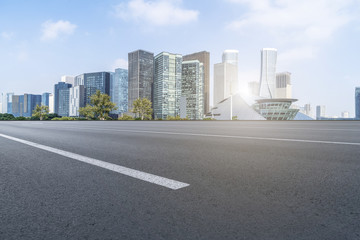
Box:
left=0, top=133, right=189, bottom=190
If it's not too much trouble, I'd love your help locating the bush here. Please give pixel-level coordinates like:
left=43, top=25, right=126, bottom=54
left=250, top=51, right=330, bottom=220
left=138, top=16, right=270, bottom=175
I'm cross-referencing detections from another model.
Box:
left=15, top=116, right=28, bottom=121
left=203, top=117, right=216, bottom=121
left=166, top=115, right=189, bottom=121
left=118, top=114, right=134, bottom=121
left=0, top=113, right=15, bottom=121
left=51, top=117, right=76, bottom=121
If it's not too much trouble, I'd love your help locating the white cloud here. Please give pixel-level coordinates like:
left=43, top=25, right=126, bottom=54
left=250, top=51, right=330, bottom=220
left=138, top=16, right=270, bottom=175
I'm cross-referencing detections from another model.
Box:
left=227, top=0, right=359, bottom=61
left=114, top=0, right=199, bottom=26
left=1, top=32, right=14, bottom=40
left=41, top=20, right=77, bottom=41
left=111, top=58, right=128, bottom=70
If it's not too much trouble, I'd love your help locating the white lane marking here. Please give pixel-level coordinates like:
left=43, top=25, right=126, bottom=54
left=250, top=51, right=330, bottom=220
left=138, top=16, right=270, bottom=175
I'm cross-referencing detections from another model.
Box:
left=0, top=133, right=189, bottom=190
left=42, top=126, right=360, bottom=147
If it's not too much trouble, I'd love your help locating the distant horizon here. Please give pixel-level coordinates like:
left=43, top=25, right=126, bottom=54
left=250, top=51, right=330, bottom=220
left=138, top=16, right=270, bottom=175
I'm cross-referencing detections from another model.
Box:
left=1, top=0, right=360, bottom=117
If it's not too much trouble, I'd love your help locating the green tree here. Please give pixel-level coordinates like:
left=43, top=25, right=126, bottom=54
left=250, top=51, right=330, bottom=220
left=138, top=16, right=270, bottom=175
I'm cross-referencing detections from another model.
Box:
left=131, top=98, right=153, bottom=120
left=79, top=90, right=117, bottom=120
left=79, top=105, right=95, bottom=120
left=32, top=105, right=49, bottom=121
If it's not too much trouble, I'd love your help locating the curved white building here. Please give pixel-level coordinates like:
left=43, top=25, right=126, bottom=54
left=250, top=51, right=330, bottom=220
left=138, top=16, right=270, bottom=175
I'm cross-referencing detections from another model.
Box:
left=259, top=48, right=277, bottom=99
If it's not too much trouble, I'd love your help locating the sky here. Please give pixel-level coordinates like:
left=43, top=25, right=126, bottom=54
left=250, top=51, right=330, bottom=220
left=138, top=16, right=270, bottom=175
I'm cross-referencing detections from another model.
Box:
left=1, top=0, right=360, bottom=117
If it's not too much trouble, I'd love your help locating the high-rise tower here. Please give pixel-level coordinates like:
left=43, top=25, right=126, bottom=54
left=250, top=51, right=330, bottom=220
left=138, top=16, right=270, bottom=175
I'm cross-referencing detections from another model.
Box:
left=355, top=87, right=360, bottom=119
left=128, top=50, right=154, bottom=111
left=259, top=48, right=277, bottom=98
left=183, top=51, right=210, bottom=114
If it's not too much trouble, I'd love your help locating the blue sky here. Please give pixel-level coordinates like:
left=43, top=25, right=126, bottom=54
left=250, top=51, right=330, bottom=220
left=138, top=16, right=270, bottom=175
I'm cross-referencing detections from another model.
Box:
left=1, top=0, right=360, bottom=117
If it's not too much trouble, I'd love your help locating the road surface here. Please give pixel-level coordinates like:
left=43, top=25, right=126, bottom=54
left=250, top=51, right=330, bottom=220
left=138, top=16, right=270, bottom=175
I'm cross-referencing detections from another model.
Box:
left=1, top=121, right=360, bottom=239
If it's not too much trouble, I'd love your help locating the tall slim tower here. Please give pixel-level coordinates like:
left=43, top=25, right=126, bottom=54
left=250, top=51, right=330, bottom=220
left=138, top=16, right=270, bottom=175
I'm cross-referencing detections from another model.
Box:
left=356, top=87, right=360, bottom=119
left=111, top=68, right=128, bottom=115
left=316, top=105, right=326, bottom=120
left=181, top=60, right=204, bottom=120
left=259, top=48, right=277, bottom=99
left=183, top=51, right=210, bottom=114
left=153, top=52, right=182, bottom=119
left=128, top=50, right=154, bottom=111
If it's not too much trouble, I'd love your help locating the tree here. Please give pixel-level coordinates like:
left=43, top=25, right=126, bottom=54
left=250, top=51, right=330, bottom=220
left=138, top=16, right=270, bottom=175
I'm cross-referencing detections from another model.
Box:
left=79, top=90, right=117, bottom=120
left=131, top=98, right=153, bottom=120
left=32, top=105, right=49, bottom=121
left=79, top=105, right=95, bottom=120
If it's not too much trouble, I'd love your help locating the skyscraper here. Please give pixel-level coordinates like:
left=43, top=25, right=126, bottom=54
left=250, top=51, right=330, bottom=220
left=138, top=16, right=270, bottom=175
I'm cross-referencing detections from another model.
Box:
left=23, top=94, right=42, bottom=117
left=259, top=48, right=277, bottom=99
left=54, top=82, right=72, bottom=117
left=183, top=51, right=210, bottom=114
left=42, top=93, right=50, bottom=107
left=49, top=94, right=54, bottom=114
left=11, top=94, right=41, bottom=117
left=213, top=62, right=238, bottom=105
left=6, top=93, right=14, bottom=114
left=181, top=60, right=204, bottom=120
left=316, top=105, right=326, bottom=120
left=128, top=50, right=154, bottom=111
left=222, top=50, right=239, bottom=66
left=153, top=52, right=182, bottom=119
left=356, top=87, right=360, bottom=119
left=69, top=85, right=85, bottom=117
left=82, top=72, right=111, bottom=105
left=111, top=68, right=128, bottom=115
left=61, top=75, right=75, bottom=85
left=275, top=72, right=292, bottom=98
left=0, top=93, right=5, bottom=113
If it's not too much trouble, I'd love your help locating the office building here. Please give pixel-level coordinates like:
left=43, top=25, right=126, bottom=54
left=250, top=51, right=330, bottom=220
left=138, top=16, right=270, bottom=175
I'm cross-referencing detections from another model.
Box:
left=11, top=94, right=41, bottom=117
left=316, top=105, right=326, bottom=120
left=275, top=72, right=292, bottom=98
left=153, top=52, right=182, bottom=119
left=259, top=48, right=277, bottom=98
left=183, top=51, right=210, bottom=114
left=54, top=82, right=72, bottom=117
left=61, top=75, right=75, bottom=85
left=213, top=62, right=238, bottom=105
left=69, top=85, right=85, bottom=117
left=356, top=87, right=360, bottom=119
left=181, top=60, right=204, bottom=120
left=111, top=68, right=128, bottom=115
left=49, top=94, right=54, bottom=113
left=42, top=93, right=50, bottom=107
left=304, top=104, right=312, bottom=117
left=222, top=50, right=239, bottom=66
left=0, top=93, right=5, bottom=113
left=6, top=93, right=14, bottom=114
left=128, top=50, right=154, bottom=111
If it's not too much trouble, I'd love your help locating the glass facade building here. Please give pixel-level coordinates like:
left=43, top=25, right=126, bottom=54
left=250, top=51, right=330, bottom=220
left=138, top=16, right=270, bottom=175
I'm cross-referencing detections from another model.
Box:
left=128, top=50, right=154, bottom=111
left=6, top=93, right=14, bottom=114
left=11, top=94, right=41, bottom=117
left=111, top=68, right=128, bottom=115
left=69, top=85, right=85, bottom=117
left=259, top=48, right=277, bottom=99
left=82, top=72, right=111, bottom=105
left=154, top=52, right=182, bottom=119
left=316, top=105, right=326, bottom=120
left=183, top=51, right=210, bottom=114
left=275, top=72, right=292, bottom=98
left=181, top=60, right=204, bottom=120
left=42, top=93, right=50, bottom=107
left=54, top=82, right=72, bottom=117
left=356, top=87, right=360, bottom=119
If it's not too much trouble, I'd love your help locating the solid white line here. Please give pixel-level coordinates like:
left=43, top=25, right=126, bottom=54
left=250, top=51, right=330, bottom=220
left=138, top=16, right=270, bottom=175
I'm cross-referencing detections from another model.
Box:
left=0, top=133, right=189, bottom=190
left=41, top=126, right=360, bottom=147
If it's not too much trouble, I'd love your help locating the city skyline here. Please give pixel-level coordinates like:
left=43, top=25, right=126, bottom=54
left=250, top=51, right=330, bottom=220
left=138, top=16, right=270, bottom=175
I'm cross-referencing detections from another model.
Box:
left=1, top=0, right=360, bottom=117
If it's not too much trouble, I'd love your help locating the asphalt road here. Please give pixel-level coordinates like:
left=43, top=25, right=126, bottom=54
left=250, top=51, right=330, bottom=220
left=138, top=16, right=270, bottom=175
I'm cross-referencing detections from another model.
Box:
left=1, top=121, right=360, bottom=240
